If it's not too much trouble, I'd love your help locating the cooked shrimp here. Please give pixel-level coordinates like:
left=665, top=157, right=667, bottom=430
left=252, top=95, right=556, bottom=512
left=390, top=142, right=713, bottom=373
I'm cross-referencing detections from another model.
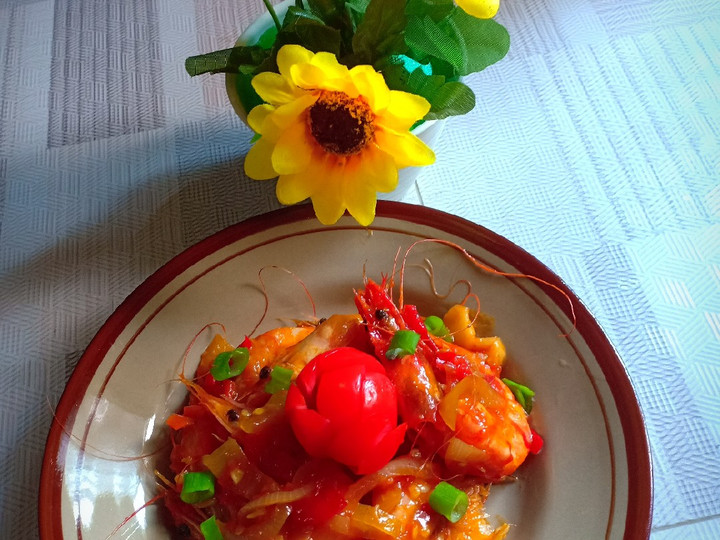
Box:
left=355, top=279, right=442, bottom=426
left=438, top=374, right=531, bottom=482
left=276, top=314, right=367, bottom=375
left=354, top=278, right=534, bottom=483
left=181, top=315, right=368, bottom=436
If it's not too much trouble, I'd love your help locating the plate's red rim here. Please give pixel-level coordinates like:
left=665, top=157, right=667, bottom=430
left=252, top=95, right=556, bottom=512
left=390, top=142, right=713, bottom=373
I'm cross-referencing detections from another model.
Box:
left=39, top=202, right=653, bottom=539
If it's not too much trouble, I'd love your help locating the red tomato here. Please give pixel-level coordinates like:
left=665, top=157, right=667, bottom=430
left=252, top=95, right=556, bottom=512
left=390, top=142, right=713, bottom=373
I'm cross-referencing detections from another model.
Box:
left=169, top=405, right=227, bottom=474
left=285, top=459, right=352, bottom=531
left=240, top=413, right=308, bottom=484
left=285, top=347, right=407, bottom=475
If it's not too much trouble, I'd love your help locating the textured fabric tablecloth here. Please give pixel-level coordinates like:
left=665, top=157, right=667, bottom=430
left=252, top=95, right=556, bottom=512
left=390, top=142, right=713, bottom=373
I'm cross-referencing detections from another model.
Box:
left=1, top=0, right=718, bottom=538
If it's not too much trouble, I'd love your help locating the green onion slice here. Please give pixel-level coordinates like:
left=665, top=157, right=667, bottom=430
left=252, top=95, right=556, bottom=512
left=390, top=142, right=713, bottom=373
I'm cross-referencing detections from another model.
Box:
left=264, top=366, right=293, bottom=394
left=385, top=330, right=421, bottom=360
left=210, top=348, right=250, bottom=381
left=424, top=315, right=454, bottom=343
left=200, top=515, right=224, bottom=540
left=180, top=471, right=215, bottom=504
left=502, top=378, right=535, bottom=413
left=429, top=481, right=469, bottom=523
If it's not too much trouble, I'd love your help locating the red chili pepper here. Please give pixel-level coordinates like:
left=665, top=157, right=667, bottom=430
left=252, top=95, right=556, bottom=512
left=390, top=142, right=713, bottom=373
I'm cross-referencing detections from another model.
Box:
left=239, top=335, right=252, bottom=349
left=199, top=373, right=239, bottom=402
left=529, top=428, right=544, bottom=454
left=285, top=347, right=407, bottom=475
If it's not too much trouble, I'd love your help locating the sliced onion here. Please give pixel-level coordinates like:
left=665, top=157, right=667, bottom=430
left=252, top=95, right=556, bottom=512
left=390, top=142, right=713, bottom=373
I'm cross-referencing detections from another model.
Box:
left=345, top=456, right=437, bottom=506
left=239, top=504, right=291, bottom=538
left=444, top=437, right=488, bottom=467
left=237, top=391, right=286, bottom=434
left=240, top=484, right=313, bottom=515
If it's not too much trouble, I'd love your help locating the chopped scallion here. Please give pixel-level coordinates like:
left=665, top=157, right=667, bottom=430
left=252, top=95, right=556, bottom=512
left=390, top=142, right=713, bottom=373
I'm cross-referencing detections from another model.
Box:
left=180, top=471, right=215, bottom=504
left=264, top=366, right=293, bottom=394
left=200, top=515, right=224, bottom=540
left=385, top=330, right=420, bottom=360
left=210, top=348, right=249, bottom=381
left=424, top=315, right=454, bottom=343
left=502, top=378, right=535, bottom=413
left=429, top=481, right=469, bottom=523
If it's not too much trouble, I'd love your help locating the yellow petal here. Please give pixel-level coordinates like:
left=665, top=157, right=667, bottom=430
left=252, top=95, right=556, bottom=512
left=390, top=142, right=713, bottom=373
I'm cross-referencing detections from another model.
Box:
left=276, top=167, right=321, bottom=205
left=277, top=45, right=314, bottom=79
left=247, top=104, right=274, bottom=134
left=349, top=65, right=389, bottom=112
left=309, top=159, right=346, bottom=225
left=311, top=52, right=349, bottom=79
left=345, top=185, right=377, bottom=226
left=271, top=118, right=312, bottom=175
left=375, top=128, right=436, bottom=168
left=251, top=72, right=300, bottom=105
left=456, top=0, right=499, bottom=19
left=244, top=137, right=278, bottom=180
left=290, top=61, right=355, bottom=95
left=343, top=158, right=380, bottom=226
left=262, top=93, right=317, bottom=141
left=379, top=90, right=431, bottom=131
left=361, top=146, right=399, bottom=193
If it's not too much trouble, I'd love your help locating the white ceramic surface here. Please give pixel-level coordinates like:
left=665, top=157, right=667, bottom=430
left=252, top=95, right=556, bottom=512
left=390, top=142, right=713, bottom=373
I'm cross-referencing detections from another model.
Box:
left=40, top=203, right=652, bottom=539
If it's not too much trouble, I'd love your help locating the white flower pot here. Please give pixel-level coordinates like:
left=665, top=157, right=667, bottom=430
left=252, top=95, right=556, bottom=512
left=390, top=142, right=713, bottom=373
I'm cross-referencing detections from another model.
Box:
left=225, top=0, right=444, bottom=201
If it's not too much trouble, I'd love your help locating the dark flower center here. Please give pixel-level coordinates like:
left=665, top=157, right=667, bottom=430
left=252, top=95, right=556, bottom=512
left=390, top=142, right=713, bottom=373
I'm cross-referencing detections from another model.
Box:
left=308, top=90, right=375, bottom=155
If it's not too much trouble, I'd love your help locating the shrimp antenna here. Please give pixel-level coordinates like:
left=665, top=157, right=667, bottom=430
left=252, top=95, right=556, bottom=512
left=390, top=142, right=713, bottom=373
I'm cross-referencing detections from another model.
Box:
left=252, top=265, right=318, bottom=335
left=399, top=239, right=577, bottom=334
left=104, top=493, right=165, bottom=540
left=180, top=322, right=226, bottom=379
left=417, top=258, right=474, bottom=303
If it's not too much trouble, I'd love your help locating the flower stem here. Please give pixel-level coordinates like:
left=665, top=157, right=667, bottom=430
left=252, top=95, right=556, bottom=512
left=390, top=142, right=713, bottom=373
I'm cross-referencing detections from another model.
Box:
left=262, top=0, right=282, bottom=31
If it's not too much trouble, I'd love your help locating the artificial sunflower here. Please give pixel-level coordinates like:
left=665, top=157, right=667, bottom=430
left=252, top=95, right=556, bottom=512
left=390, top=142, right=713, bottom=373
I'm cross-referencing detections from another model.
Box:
left=244, top=44, right=435, bottom=226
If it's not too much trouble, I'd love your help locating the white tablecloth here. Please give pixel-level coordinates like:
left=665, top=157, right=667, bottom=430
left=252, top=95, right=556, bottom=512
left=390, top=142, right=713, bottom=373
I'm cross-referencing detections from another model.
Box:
left=1, top=0, right=718, bottom=537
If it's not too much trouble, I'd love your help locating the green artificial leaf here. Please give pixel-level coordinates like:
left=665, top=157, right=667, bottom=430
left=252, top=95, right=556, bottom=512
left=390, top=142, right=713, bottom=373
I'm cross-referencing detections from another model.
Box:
left=405, top=15, right=464, bottom=74
left=406, top=0, right=455, bottom=22
left=307, top=0, right=355, bottom=54
left=351, top=0, right=407, bottom=66
left=253, top=6, right=342, bottom=74
left=440, top=8, right=510, bottom=75
left=404, top=7, right=510, bottom=78
left=234, top=71, right=265, bottom=116
left=345, top=0, right=370, bottom=29
left=424, top=80, right=475, bottom=119
left=278, top=6, right=342, bottom=54
left=185, top=46, right=270, bottom=76
left=256, top=25, right=279, bottom=50
left=381, top=62, right=474, bottom=120
left=345, top=0, right=370, bottom=15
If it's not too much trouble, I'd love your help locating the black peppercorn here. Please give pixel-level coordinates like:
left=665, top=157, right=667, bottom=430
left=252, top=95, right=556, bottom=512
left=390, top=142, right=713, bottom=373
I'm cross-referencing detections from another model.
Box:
left=259, top=365, right=271, bottom=379
left=226, top=409, right=240, bottom=422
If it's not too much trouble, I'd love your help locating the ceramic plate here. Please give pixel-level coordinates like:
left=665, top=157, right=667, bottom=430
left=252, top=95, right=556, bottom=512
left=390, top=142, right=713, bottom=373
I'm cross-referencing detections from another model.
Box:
left=40, top=203, right=652, bottom=539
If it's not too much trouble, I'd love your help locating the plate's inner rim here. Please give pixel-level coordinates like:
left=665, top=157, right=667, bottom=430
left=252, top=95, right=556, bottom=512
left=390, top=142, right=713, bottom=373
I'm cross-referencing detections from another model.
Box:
left=68, top=224, right=620, bottom=540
